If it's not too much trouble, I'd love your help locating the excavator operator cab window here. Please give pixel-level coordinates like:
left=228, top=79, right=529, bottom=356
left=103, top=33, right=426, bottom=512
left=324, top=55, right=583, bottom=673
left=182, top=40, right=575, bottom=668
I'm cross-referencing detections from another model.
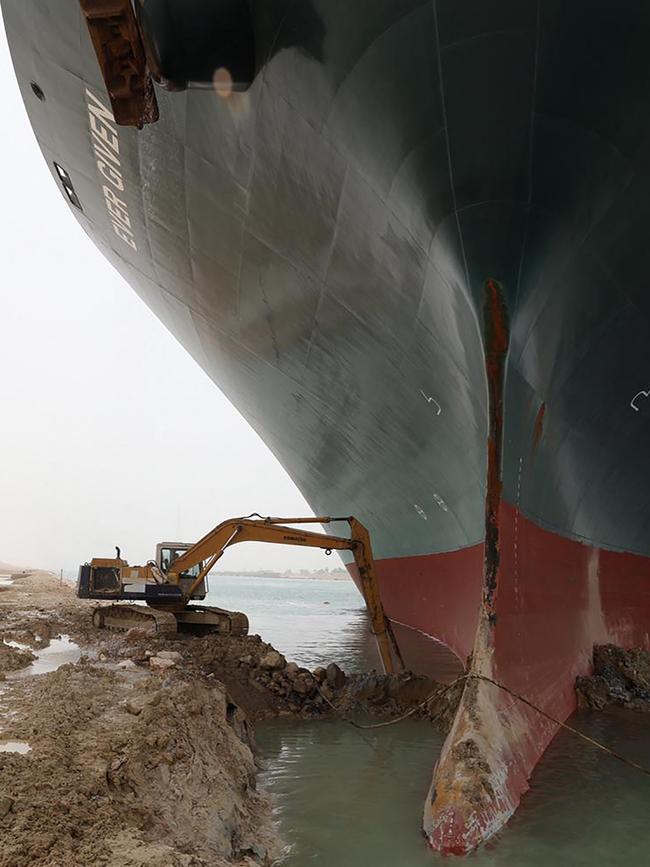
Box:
left=160, top=547, right=201, bottom=578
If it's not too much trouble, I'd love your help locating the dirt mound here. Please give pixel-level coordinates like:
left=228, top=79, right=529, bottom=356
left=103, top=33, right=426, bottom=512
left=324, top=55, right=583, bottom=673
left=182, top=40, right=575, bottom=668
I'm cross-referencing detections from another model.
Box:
left=0, top=663, right=278, bottom=867
left=0, top=570, right=74, bottom=613
left=329, top=668, right=463, bottom=730
left=70, top=628, right=331, bottom=721
left=576, top=644, right=650, bottom=711
left=0, top=641, right=35, bottom=674
left=76, top=627, right=460, bottom=729
left=0, top=618, right=54, bottom=650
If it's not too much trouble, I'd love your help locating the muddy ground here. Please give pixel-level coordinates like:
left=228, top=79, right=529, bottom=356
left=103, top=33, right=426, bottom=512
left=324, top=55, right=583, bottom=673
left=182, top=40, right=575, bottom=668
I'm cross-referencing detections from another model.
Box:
left=0, top=572, right=282, bottom=867
left=0, top=570, right=459, bottom=867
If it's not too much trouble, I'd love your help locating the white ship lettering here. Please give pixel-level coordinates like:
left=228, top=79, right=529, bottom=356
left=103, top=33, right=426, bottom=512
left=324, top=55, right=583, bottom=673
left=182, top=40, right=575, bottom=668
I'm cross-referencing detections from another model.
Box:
left=85, top=89, right=137, bottom=251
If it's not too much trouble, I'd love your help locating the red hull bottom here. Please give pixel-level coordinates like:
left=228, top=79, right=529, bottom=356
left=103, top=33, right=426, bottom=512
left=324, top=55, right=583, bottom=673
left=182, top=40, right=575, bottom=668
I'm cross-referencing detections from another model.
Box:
left=353, top=503, right=650, bottom=853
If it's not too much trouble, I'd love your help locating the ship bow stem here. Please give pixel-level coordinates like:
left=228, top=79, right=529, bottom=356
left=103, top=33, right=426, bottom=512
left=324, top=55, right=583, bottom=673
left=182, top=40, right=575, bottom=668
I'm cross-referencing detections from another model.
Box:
left=424, top=280, right=522, bottom=853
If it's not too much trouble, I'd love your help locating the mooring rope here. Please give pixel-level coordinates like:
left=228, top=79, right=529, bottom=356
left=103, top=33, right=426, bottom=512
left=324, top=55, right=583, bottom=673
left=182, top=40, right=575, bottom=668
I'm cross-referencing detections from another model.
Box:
left=474, top=673, right=650, bottom=777
left=318, top=672, right=650, bottom=777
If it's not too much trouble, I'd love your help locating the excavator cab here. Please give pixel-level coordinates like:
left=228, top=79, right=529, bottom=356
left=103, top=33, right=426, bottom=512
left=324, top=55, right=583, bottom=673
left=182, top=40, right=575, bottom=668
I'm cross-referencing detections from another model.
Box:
left=156, top=542, right=207, bottom=600
left=77, top=542, right=246, bottom=635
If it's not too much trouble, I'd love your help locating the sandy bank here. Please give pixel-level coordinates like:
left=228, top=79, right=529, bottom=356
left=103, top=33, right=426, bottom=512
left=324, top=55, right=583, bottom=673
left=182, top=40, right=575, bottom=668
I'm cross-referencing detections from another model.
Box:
left=0, top=567, right=72, bottom=611
left=0, top=571, right=278, bottom=867
left=2, top=665, right=274, bottom=867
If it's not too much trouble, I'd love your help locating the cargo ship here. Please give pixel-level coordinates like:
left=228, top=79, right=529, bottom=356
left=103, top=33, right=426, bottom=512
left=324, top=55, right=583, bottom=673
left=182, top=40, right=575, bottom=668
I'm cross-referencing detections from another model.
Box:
left=4, top=0, right=650, bottom=854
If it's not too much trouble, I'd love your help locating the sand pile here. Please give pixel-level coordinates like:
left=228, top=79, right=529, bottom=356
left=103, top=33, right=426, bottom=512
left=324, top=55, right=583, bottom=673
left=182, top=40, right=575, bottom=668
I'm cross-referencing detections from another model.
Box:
left=0, top=572, right=280, bottom=867
left=0, top=661, right=277, bottom=867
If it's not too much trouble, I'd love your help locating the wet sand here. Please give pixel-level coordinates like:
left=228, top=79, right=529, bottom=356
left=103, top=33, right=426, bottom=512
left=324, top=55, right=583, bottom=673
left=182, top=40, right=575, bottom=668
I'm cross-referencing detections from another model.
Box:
left=0, top=570, right=279, bottom=867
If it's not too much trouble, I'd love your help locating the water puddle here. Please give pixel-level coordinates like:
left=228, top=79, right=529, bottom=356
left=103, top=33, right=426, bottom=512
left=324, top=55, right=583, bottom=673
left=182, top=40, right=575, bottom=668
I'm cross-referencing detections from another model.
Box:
left=0, top=575, right=14, bottom=589
left=6, top=635, right=80, bottom=680
left=0, top=635, right=81, bottom=747
left=0, top=739, right=31, bottom=754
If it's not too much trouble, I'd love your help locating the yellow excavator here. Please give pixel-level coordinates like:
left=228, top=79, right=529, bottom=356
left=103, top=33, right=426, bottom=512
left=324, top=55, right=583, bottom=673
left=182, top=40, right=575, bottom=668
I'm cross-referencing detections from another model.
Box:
left=77, top=515, right=403, bottom=674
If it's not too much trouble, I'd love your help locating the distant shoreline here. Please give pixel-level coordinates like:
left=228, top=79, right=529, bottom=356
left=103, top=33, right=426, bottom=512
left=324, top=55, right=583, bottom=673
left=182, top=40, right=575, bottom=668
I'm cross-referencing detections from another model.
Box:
left=212, top=569, right=349, bottom=581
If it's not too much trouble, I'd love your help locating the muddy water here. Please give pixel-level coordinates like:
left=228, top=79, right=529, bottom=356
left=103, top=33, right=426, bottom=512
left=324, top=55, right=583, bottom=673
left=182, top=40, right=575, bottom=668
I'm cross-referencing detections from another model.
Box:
left=205, top=575, right=379, bottom=672
left=213, top=575, right=650, bottom=866
left=258, top=710, right=650, bottom=867
left=258, top=717, right=442, bottom=866
left=0, top=635, right=81, bottom=749
left=5, top=635, right=81, bottom=679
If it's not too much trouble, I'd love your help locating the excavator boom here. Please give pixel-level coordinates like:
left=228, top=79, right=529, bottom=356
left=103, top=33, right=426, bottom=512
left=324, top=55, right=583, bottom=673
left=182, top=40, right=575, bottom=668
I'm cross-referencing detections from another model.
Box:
left=169, top=516, right=403, bottom=674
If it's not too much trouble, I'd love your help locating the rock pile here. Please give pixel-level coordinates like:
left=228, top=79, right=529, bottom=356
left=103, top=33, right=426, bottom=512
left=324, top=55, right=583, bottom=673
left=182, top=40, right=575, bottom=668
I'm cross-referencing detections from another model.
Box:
left=576, top=644, right=650, bottom=711
left=208, top=637, right=463, bottom=727
left=333, top=669, right=463, bottom=730
left=192, top=635, right=336, bottom=718
left=184, top=635, right=460, bottom=726
left=79, top=628, right=461, bottom=728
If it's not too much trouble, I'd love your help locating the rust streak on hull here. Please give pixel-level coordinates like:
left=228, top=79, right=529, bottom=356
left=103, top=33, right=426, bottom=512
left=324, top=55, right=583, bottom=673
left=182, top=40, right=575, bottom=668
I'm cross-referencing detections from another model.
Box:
left=78, top=0, right=159, bottom=127
left=483, top=279, right=510, bottom=617
left=423, top=280, right=514, bottom=854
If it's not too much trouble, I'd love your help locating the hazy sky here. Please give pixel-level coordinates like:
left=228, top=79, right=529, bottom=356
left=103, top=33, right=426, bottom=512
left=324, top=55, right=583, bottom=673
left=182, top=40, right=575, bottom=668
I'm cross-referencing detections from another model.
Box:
left=0, top=21, right=328, bottom=575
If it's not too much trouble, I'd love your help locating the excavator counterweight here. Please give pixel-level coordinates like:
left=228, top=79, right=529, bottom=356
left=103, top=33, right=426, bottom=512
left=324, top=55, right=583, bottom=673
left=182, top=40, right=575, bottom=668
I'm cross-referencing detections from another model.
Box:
left=77, top=515, right=402, bottom=673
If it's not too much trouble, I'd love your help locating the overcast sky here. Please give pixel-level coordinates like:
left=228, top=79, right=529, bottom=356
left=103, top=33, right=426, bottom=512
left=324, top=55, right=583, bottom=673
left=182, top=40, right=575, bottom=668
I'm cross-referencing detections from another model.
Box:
left=0, top=20, right=328, bottom=575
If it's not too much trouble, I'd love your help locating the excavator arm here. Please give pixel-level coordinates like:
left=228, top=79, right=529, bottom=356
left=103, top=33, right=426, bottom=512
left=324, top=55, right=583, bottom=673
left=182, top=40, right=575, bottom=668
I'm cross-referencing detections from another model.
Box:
left=79, top=514, right=403, bottom=674
left=170, top=515, right=403, bottom=675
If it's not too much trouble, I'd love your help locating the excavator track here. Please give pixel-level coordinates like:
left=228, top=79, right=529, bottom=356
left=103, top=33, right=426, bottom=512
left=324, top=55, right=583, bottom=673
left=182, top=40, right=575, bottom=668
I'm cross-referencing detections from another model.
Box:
left=92, top=603, right=178, bottom=634
left=91, top=603, right=249, bottom=636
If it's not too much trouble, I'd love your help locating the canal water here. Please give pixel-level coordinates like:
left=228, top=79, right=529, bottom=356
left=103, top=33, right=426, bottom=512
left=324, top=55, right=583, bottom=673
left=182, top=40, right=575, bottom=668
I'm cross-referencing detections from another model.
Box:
left=207, top=575, right=650, bottom=867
